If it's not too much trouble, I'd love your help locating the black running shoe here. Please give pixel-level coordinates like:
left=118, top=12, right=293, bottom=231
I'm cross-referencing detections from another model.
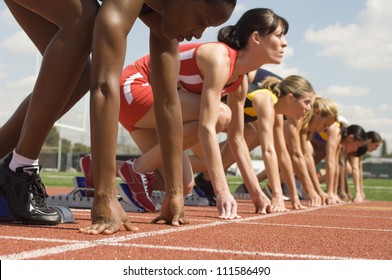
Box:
left=195, top=173, right=216, bottom=206
left=0, top=154, right=61, bottom=225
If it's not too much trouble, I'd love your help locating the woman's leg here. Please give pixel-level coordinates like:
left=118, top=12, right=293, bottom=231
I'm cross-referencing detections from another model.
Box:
left=0, top=0, right=98, bottom=224
left=6, top=0, right=98, bottom=160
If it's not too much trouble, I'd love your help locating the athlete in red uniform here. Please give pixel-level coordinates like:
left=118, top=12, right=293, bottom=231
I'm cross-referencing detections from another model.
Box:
left=117, top=8, right=289, bottom=218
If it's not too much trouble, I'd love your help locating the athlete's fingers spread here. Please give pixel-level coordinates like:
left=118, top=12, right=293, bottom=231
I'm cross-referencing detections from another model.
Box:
left=218, top=204, right=226, bottom=219
left=271, top=205, right=289, bottom=213
left=80, top=223, right=110, bottom=235
left=151, top=215, right=164, bottom=224
left=123, top=222, right=139, bottom=232
left=103, top=224, right=122, bottom=235
left=79, top=223, right=104, bottom=234
left=171, top=215, right=180, bottom=226
left=265, top=204, right=272, bottom=214
left=179, top=216, right=189, bottom=225
left=230, top=204, right=240, bottom=219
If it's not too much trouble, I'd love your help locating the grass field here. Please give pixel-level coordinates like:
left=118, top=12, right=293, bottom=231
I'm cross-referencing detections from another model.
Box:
left=41, top=171, right=392, bottom=202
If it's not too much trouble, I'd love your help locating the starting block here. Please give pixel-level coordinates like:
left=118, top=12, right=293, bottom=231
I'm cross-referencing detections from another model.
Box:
left=0, top=191, right=74, bottom=224
left=233, top=184, right=285, bottom=201
left=47, top=176, right=145, bottom=213
left=233, top=183, right=251, bottom=200
left=151, top=188, right=210, bottom=206
left=117, top=183, right=150, bottom=212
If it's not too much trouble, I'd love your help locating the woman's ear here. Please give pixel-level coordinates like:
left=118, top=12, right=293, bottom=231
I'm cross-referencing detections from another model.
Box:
left=251, top=31, right=260, bottom=45
left=287, top=93, right=294, bottom=102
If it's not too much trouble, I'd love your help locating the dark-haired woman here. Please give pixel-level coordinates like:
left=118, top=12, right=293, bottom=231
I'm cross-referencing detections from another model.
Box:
left=311, top=122, right=368, bottom=204
left=347, top=131, right=382, bottom=202
left=81, top=8, right=289, bottom=218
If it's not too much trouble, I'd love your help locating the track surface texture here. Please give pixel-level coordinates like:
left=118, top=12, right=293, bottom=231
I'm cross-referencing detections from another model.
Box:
left=0, top=187, right=391, bottom=260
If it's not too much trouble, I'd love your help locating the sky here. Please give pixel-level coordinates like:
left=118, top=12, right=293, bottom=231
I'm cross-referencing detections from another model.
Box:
left=0, top=0, right=391, bottom=155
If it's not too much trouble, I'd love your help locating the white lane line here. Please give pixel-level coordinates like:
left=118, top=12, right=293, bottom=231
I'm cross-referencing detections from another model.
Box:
left=114, top=243, right=364, bottom=260
left=0, top=207, right=322, bottom=260
left=296, top=212, right=392, bottom=220
left=237, top=222, right=392, bottom=232
left=0, top=231, right=366, bottom=260
left=2, top=204, right=385, bottom=260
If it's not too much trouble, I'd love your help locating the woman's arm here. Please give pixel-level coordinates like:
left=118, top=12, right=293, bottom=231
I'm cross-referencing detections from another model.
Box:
left=350, top=156, right=365, bottom=202
left=226, top=78, right=271, bottom=214
left=274, top=115, right=305, bottom=209
left=140, top=11, right=186, bottom=225
left=196, top=44, right=239, bottom=218
left=284, top=117, right=321, bottom=206
left=324, top=124, right=341, bottom=203
left=302, top=134, right=330, bottom=204
left=252, top=93, right=287, bottom=212
left=85, top=0, right=144, bottom=234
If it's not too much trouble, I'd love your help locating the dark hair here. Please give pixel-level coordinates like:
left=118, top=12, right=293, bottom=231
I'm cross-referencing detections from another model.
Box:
left=341, top=124, right=367, bottom=142
left=366, top=131, right=382, bottom=144
left=341, top=125, right=367, bottom=157
left=217, top=8, right=289, bottom=50
left=350, top=144, right=368, bottom=157
left=206, top=0, right=237, bottom=6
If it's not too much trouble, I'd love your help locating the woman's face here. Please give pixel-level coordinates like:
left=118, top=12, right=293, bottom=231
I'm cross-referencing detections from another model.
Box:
left=163, top=0, right=234, bottom=42
left=308, top=111, right=336, bottom=133
left=367, top=140, right=382, bottom=152
left=286, top=92, right=313, bottom=120
left=343, top=136, right=367, bottom=154
left=259, top=23, right=288, bottom=64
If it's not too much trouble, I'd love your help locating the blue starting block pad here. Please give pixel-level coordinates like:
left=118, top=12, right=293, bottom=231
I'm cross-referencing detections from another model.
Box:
left=117, top=183, right=149, bottom=212
left=0, top=191, right=74, bottom=224
left=47, top=176, right=145, bottom=213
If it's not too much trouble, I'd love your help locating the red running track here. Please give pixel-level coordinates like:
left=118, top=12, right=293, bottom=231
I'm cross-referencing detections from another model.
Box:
left=0, top=187, right=391, bottom=260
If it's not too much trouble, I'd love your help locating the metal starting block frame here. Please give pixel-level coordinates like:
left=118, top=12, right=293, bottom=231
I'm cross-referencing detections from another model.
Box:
left=232, top=183, right=251, bottom=200
left=152, top=188, right=210, bottom=206
left=48, top=176, right=211, bottom=213
left=47, top=177, right=145, bottom=213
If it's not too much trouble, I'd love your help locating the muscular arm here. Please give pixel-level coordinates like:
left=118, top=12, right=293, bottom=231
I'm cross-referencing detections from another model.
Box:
left=141, top=12, right=183, bottom=197
left=139, top=11, right=187, bottom=225
left=302, top=137, right=329, bottom=204
left=90, top=0, right=142, bottom=196
left=350, top=156, right=365, bottom=202
left=83, top=0, right=144, bottom=234
left=226, top=79, right=271, bottom=213
left=252, top=93, right=286, bottom=211
left=196, top=44, right=239, bottom=218
left=274, top=115, right=304, bottom=209
left=196, top=45, right=231, bottom=196
left=324, top=125, right=341, bottom=199
left=284, top=117, right=321, bottom=206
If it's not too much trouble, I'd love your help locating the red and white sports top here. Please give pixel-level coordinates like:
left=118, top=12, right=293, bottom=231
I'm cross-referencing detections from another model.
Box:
left=134, top=42, right=243, bottom=97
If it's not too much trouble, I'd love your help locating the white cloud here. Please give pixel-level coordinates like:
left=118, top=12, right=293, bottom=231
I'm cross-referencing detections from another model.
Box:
left=0, top=30, right=35, bottom=55
left=305, top=0, right=392, bottom=71
left=337, top=103, right=375, bottom=122
left=0, top=75, right=35, bottom=120
left=378, top=103, right=392, bottom=112
left=0, top=70, right=7, bottom=80
left=320, top=85, right=369, bottom=97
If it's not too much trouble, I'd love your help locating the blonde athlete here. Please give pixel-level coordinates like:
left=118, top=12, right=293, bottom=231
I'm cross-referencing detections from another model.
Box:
left=191, top=72, right=315, bottom=212
left=283, top=97, right=338, bottom=206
